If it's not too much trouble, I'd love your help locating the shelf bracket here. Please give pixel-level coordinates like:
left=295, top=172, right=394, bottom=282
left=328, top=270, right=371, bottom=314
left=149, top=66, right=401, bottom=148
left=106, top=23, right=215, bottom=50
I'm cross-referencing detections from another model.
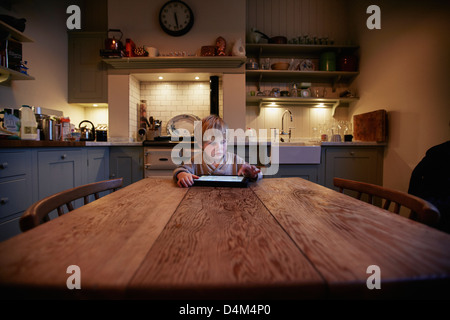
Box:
left=257, top=73, right=263, bottom=92
left=332, top=75, right=342, bottom=92
left=331, top=100, right=340, bottom=117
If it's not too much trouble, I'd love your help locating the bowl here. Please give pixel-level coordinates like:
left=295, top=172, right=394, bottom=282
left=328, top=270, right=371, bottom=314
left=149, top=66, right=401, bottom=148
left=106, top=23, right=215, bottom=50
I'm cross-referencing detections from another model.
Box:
left=271, top=62, right=289, bottom=70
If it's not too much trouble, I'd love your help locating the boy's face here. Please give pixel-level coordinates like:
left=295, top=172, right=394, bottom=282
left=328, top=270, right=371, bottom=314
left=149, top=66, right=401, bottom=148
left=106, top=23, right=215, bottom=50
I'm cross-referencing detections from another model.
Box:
left=203, top=137, right=227, bottom=163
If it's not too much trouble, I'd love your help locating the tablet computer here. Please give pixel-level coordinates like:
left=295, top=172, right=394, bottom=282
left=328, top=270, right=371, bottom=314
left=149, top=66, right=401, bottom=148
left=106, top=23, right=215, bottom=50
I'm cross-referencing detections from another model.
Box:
left=193, top=175, right=248, bottom=188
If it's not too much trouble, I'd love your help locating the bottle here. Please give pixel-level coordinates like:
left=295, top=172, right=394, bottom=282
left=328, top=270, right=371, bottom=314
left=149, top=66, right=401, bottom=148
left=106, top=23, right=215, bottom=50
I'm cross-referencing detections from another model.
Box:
left=60, top=117, right=71, bottom=141
left=19, top=105, right=38, bottom=140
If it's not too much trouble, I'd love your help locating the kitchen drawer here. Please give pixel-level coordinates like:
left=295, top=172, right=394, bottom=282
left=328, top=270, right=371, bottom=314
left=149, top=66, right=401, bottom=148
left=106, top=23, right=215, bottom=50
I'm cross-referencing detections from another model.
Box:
left=0, top=177, right=32, bottom=219
left=0, top=214, right=22, bottom=242
left=0, top=151, right=30, bottom=178
left=145, top=148, right=178, bottom=170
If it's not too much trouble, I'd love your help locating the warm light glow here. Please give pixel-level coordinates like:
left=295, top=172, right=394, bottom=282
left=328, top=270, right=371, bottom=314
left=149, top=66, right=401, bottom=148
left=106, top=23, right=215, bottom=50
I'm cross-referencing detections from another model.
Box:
left=315, top=103, right=325, bottom=108
left=93, top=104, right=98, bottom=107
left=195, top=76, right=200, bottom=80
left=158, top=76, right=164, bottom=80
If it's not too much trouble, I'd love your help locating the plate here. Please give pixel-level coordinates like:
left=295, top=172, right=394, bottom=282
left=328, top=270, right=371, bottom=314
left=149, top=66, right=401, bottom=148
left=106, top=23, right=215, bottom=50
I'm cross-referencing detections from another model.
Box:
left=299, top=59, right=314, bottom=71
left=166, top=114, right=201, bottom=137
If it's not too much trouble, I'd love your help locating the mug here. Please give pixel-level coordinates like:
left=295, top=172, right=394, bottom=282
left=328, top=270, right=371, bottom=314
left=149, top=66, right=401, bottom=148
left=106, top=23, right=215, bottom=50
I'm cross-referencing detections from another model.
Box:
left=144, top=46, right=159, bottom=57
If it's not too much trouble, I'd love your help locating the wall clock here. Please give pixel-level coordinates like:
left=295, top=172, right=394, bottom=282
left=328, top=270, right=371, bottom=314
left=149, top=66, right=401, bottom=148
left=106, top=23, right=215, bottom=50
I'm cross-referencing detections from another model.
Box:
left=159, top=0, right=194, bottom=37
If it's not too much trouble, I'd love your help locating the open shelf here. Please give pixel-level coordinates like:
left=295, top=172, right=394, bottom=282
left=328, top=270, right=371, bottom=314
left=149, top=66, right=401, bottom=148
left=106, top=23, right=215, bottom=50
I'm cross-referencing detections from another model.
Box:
left=246, top=43, right=359, bottom=57
left=246, top=96, right=359, bottom=116
left=0, top=20, right=34, bottom=42
left=246, top=69, right=359, bottom=82
left=0, top=66, right=35, bottom=83
left=102, top=56, right=247, bottom=70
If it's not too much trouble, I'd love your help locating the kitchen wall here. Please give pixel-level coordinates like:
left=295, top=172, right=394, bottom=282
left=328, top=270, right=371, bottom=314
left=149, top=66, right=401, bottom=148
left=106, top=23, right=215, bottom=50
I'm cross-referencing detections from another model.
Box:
left=246, top=0, right=356, bottom=45
left=0, top=0, right=83, bottom=124
left=245, top=0, right=355, bottom=137
left=247, top=105, right=348, bottom=140
left=108, top=0, right=245, bottom=56
left=139, top=80, right=223, bottom=136
left=107, top=0, right=246, bottom=138
left=0, top=0, right=107, bottom=128
left=348, top=0, right=450, bottom=193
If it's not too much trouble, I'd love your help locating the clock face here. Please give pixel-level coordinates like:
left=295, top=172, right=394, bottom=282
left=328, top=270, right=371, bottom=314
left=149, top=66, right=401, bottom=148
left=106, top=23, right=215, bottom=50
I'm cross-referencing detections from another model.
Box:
left=159, top=1, right=194, bottom=37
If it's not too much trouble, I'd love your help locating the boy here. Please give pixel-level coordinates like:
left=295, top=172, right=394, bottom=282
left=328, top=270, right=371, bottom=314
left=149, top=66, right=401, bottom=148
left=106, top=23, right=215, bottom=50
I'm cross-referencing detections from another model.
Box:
left=173, top=115, right=262, bottom=188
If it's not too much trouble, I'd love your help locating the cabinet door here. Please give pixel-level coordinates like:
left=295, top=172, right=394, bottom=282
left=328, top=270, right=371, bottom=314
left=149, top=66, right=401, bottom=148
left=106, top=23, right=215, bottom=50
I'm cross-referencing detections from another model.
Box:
left=68, top=32, right=107, bottom=103
left=37, top=149, right=83, bottom=199
left=110, top=147, right=143, bottom=187
left=86, top=147, right=110, bottom=183
left=265, top=165, right=319, bottom=183
left=324, top=147, right=382, bottom=190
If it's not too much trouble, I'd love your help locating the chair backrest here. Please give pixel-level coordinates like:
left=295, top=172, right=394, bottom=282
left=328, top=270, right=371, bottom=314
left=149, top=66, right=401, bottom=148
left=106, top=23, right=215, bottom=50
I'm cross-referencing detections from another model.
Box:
left=333, top=177, right=440, bottom=227
left=20, top=178, right=123, bottom=232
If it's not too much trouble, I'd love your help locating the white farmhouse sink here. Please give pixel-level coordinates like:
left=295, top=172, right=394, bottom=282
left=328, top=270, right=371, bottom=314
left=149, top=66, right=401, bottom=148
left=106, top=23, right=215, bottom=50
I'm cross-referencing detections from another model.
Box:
left=270, top=139, right=322, bottom=164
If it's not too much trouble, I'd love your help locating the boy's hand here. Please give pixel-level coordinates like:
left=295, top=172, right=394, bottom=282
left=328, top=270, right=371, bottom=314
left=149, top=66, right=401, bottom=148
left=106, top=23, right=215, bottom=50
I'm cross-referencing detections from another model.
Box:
left=177, top=172, right=200, bottom=188
left=238, top=164, right=261, bottom=179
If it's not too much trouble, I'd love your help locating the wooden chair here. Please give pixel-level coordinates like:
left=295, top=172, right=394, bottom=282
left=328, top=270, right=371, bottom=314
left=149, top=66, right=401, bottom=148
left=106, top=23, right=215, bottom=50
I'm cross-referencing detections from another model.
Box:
left=333, top=177, right=440, bottom=227
left=20, top=178, right=123, bottom=232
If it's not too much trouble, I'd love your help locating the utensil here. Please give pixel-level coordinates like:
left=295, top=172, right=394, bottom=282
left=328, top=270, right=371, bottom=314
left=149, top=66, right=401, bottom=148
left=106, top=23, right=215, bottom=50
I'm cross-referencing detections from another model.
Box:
left=79, top=120, right=95, bottom=141
left=105, top=29, right=123, bottom=50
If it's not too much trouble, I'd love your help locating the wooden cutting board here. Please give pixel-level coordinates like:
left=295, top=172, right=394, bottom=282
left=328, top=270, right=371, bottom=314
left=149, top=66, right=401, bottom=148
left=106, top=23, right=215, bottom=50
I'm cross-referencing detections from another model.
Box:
left=353, top=109, right=387, bottom=142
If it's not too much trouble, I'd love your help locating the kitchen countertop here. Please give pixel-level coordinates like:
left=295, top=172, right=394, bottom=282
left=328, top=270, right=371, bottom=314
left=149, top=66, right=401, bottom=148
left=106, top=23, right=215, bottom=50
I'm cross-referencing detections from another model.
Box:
left=0, top=140, right=143, bottom=148
left=0, top=139, right=386, bottom=148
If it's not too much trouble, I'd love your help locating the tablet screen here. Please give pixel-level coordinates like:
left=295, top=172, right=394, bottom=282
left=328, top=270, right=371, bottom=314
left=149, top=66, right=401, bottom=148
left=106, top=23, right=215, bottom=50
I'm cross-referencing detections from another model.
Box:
left=196, top=175, right=245, bottom=183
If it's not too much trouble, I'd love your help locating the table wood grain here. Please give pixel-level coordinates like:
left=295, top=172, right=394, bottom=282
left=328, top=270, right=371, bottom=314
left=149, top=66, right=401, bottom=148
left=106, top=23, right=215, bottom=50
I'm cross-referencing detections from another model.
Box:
left=0, top=177, right=449, bottom=299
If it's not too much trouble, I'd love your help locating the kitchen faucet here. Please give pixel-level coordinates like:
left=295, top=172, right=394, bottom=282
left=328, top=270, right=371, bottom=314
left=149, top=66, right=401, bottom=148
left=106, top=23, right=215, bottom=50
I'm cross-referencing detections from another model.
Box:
left=281, top=109, right=294, bottom=142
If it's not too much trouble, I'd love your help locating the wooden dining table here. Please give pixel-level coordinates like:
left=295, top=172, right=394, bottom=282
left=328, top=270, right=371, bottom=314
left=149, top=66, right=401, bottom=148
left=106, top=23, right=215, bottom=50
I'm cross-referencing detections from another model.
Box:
left=1, top=177, right=449, bottom=300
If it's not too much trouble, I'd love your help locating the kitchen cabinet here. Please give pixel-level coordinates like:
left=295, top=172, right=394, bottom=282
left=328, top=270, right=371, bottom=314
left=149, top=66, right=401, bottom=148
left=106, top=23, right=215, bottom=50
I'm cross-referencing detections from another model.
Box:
left=0, top=149, right=33, bottom=241
left=265, top=164, right=319, bottom=183
left=86, top=147, right=110, bottom=183
left=110, top=147, right=143, bottom=187
left=245, top=43, right=359, bottom=113
left=68, top=32, right=107, bottom=103
left=322, top=146, right=384, bottom=190
left=37, top=149, right=84, bottom=218
left=0, top=20, right=35, bottom=84
left=0, top=146, right=111, bottom=241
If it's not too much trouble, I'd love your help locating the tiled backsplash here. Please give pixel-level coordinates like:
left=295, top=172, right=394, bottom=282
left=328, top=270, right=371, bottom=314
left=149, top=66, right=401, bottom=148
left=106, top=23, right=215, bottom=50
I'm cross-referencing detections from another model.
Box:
left=129, top=79, right=223, bottom=137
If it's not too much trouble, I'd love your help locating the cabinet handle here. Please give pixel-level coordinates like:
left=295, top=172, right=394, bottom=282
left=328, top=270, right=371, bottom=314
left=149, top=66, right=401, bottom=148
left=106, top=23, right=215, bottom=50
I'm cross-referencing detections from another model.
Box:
left=61, top=154, right=67, bottom=160
left=0, top=197, right=8, bottom=205
left=0, top=162, right=8, bottom=169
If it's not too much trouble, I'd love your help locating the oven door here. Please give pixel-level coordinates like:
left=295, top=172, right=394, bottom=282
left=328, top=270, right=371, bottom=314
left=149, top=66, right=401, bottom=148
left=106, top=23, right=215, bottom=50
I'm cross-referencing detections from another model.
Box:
left=144, top=147, right=178, bottom=177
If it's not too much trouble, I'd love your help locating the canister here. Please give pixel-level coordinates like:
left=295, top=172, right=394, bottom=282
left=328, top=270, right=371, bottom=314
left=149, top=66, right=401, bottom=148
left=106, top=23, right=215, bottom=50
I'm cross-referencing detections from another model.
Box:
left=319, top=51, right=336, bottom=71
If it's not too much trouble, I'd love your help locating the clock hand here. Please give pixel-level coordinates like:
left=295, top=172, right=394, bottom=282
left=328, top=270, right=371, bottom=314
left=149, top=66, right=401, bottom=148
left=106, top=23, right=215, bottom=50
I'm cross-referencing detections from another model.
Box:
left=174, top=12, right=179, bottom=28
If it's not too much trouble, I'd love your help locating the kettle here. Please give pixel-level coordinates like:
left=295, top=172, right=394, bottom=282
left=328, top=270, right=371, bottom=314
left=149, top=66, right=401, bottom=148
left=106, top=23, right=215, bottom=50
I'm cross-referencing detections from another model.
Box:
left=79, top=120, right=95, bottom=141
